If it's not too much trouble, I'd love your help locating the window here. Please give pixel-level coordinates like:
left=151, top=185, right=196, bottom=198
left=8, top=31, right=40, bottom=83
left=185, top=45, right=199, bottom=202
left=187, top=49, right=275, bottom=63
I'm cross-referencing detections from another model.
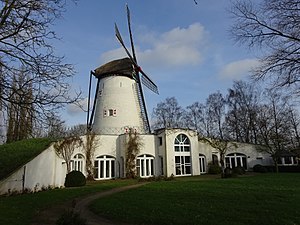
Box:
left=199, top=154, right=206, bottom=174
left=174, top=134, right=192, bottom=176
left=175, top=156, right=191, bottom=175
left=212, top=154, right=218, bottom=165
left=158, top=137, right=163, bottom=146
left=94, top=155, right=116, bottom=180
left=105, top=109, right=117, bottom=117
left=278, top=156, right=298, bottom=166
left=174, top=134, right=190, bottom=152
left=71, top=154, right=85, bottom=173
left=136, top=154, right=154, bottom=178
left=225, top=153, right=247, bottom=170
left=160, top=156, right=164, bottom=175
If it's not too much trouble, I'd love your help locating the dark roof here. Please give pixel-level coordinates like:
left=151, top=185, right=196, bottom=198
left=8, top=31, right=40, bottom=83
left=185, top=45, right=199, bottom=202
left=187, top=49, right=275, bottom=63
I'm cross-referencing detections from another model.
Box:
left=94, top=58, right=134, bottom=78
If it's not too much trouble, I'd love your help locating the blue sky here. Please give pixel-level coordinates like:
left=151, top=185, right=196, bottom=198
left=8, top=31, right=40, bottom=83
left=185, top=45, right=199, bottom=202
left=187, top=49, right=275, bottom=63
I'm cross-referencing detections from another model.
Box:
left=54, top=0, right=260, bottom=126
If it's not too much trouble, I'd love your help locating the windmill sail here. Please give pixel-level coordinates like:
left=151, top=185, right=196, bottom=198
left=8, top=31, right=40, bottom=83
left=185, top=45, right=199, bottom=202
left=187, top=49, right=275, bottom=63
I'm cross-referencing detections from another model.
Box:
left=114, top=5, right=159, bottom=133
left=141, top=72, right=159, bottom=94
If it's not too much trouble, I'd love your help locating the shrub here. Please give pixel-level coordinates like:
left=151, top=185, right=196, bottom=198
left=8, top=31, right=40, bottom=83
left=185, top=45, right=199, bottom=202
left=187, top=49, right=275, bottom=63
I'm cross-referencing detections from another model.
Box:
left=253, top=164, right=267, bottom=173
left=56, top=210, right=86, bottom=225
left=64, top=171, right=86, bottom=187
left=208, top=163, right=222, bottom=174
left=232, top=166, right=246, bottom=175
left=223, top=167, right=233, bottom=178
left=138, top=175, right=175, bottom=182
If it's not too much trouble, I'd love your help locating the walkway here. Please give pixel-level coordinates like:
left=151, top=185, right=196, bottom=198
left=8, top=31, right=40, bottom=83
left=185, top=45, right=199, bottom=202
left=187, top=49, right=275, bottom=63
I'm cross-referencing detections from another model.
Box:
left=32, top=183, right=146, bottom=225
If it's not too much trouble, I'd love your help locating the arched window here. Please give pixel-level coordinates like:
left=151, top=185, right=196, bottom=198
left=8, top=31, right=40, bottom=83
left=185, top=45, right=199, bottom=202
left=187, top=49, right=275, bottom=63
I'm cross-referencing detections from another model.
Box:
left=212, top=154, right=218, bottom=165
left=136, top=154, right=154, bottom=178
left=199, top=154, right=207, bottom=174
left=225, top=153, right=247, bottom=169
left=94, top=155, right=115, bottom=180
left=174, top=134, right=190, bottom=152
left=174, top=134, right=191, bottom=176
left=71, top=154, right=85, bottom=173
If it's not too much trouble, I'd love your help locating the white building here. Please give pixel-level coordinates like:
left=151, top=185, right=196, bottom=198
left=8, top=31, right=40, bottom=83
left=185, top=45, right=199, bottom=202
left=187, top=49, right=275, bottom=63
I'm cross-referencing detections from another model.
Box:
left=0, top=128, right=274, bottom=195
left=0, top=58, right=274, bottom=195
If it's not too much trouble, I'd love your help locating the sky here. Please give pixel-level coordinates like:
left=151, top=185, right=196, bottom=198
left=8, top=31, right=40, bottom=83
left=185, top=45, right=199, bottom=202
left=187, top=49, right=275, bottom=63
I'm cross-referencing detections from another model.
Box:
left=53, top=0, right=260, bottom=126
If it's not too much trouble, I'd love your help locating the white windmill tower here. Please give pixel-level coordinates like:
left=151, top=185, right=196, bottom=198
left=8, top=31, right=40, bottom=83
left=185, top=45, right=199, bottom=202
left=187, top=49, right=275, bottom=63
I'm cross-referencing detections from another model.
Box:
left=87, top=5, right=159, bottom=135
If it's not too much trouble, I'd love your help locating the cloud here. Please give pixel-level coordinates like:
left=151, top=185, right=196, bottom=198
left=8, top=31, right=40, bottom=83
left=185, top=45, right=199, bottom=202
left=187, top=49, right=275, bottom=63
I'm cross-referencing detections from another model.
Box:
left=100, top=23, right=208, bottom=69
left=219, top=58, right=260, bottom=80
left=66, top=98, right=89, bottom=115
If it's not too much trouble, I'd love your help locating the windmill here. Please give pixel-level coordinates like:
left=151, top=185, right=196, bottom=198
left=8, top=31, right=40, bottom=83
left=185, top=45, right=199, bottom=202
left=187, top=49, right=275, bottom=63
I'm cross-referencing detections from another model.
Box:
left=87, top=4, right=158, bottom=135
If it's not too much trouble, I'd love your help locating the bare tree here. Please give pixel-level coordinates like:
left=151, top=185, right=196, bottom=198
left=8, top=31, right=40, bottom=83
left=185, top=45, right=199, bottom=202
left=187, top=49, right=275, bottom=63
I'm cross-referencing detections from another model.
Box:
left=256, top=90, right=292, bottom=172
left=45, top=113, right=67, bottom=139
left=199, top=137, right=237, bottom=178
left=184, top=102, right=205, bottom=134
left=54, top=135, right=83, bottom=174
left=0, top=0, right=81, bottom=138
left=152, top=97, right=185, bottom=129
left=6, top=70, right=34, bottom=142
left=67, top=124, right=87, bottom=137
left=225, top=80, right=260, bottom=143
left=287, top=107, right=300, bottom=148
left=230, top=0, right=300, bottom=95
left=205, top=91, right=226, bottom=139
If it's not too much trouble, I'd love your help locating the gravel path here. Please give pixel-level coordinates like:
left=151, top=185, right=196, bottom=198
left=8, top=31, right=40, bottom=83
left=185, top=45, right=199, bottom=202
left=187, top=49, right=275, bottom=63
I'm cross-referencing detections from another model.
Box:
left=32, top=183, right=146, bottom=225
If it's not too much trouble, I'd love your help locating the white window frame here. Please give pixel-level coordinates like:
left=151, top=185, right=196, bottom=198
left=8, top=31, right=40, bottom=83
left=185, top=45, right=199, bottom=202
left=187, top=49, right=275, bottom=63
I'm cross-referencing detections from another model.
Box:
left=199, top=154, right=207, bottom=174
left=174, top=134, right=192, bottom=176
left=94, top=155, right=116, bottom=180
left=225, top=153, right=247, bottom=169
left=71, top=154, right=85, bottom=174
left=278, top=156, right=298, bottom=166
left=136, top=154, right=154, bottom=178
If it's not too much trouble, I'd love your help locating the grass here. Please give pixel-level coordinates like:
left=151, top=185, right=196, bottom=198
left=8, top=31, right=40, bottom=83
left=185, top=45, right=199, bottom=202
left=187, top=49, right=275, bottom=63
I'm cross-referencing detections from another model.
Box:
left=90, top=173, right=300, bottom=225
left=0, top=138, right=54, bottom=180
left=0, top=179, right=137, bottom=225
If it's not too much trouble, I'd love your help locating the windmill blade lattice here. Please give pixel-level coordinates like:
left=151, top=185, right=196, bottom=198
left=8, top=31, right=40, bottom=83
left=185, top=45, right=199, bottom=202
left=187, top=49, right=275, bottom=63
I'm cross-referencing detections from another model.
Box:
left=141, top=72, right=159, bottom=94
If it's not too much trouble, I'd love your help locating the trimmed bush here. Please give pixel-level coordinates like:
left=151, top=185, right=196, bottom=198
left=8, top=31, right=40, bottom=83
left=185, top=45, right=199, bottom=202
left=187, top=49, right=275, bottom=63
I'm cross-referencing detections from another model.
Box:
left=233, top=166, right=246, bottom=175
left=224, top=167, right=233, bottom=178
left=64, top=171, right=86, bottom=187
left=208, top=164, right=222, bottom=174
left=253, top=164, right=267, bottom=173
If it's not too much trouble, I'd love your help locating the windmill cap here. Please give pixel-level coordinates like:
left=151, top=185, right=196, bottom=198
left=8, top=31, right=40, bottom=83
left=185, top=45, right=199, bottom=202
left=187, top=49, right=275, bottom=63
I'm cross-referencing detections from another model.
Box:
left=93, top=57, right=134, bottom=77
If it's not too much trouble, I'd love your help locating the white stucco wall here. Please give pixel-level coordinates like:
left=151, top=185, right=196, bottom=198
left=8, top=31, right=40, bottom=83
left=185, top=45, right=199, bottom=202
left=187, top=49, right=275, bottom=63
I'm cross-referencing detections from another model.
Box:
left=0, top=145, right=65, bottom=195
left=93, top=76, right=145, bottom=134
left=226, top=142, right=273, bottom=170
left=0, top=132, right=276, bottom=195
left=160, top=129, right=199, bottom=177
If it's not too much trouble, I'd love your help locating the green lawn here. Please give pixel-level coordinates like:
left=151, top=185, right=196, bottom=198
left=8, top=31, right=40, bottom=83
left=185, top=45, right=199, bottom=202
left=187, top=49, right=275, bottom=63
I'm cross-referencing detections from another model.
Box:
left=0, top=179, right=137, bottom=225
left=1, top=174, right=299, bottom=225
left=90, top=174, right=300, bottom=225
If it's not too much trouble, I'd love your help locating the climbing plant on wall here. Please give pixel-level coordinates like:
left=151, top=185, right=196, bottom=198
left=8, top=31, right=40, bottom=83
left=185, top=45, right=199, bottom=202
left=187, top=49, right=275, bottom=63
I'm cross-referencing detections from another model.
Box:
left=125, top=128, right=142, bottom=178
left=54, top=136, right=83, bottom=173
left=84, top=131, right=98, bottom=180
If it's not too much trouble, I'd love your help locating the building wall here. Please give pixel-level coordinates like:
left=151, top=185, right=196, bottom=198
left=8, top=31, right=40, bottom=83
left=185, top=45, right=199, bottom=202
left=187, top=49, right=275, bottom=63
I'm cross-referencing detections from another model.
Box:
left=226, top=142, right=273, bottom=170
left=117, top=133, right=156, bottom=177
left=0, top=145, right=65, bottom=195
left=92, top=76, right=144, bottom=135
left=0, top=130, right=275, bottom=195
left=158, top=129, right=199, bottom=177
